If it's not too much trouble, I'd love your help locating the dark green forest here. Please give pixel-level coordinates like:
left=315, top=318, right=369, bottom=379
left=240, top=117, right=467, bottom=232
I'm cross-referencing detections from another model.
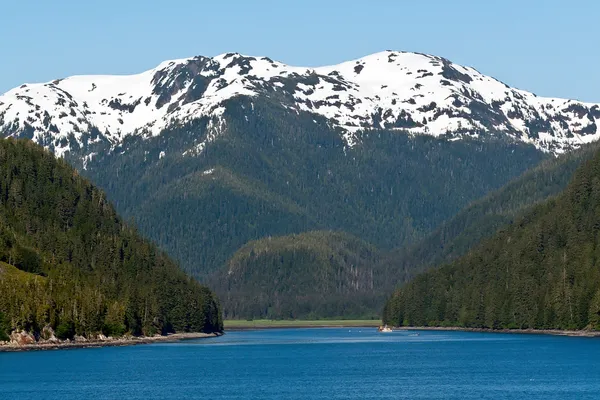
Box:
left=79, top=98, right=546, bottom=280
left=67, top=98, right=550, bottom=318
left=0, top=139, right=222, bottom=341
left=211, top=141, right=596, bottom=320
left=383, top=148, right=600, bottom=330
left=211, top=231, right=383, bottom=320
left=381, top=142, right=600, bottom=286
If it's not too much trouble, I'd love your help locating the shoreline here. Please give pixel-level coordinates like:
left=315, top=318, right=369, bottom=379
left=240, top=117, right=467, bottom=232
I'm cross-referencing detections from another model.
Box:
left=0, top=332, right=221, bottom=352
left=392, top=326, right=600, bottom=338
left=4, top=325, right=596, bottom=351
left=226, top=324, right=379, bottom=331
left=223, top=319, right=382, bottom=331
left=224, top=321, right=600, bottom=338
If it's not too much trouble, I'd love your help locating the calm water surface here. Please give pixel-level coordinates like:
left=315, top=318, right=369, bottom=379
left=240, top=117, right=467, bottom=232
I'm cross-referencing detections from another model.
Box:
left=1, top=328, right=599, bottom=399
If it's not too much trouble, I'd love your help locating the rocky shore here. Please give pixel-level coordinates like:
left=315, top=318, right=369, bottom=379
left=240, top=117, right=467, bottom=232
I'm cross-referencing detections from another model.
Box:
left=0, top=328, right=221, bottom=352
left=393, top=326, right=600, bottom=337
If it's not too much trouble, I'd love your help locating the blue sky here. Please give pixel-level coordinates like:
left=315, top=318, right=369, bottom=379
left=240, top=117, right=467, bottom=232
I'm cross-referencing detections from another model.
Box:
left=1, top=0, right=598, bottom=101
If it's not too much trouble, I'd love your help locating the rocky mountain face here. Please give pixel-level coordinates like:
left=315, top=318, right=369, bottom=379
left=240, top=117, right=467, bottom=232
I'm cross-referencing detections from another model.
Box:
left=1, top=51, right=599, bottom=158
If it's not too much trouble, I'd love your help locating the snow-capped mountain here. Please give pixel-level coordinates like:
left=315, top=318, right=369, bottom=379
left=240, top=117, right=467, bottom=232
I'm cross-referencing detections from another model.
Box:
left=1, top=50, right=599, bottom=156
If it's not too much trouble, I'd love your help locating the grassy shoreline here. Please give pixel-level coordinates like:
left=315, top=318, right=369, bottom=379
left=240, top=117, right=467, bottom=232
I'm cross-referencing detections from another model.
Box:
left=224, top=319, right=382, bottom=330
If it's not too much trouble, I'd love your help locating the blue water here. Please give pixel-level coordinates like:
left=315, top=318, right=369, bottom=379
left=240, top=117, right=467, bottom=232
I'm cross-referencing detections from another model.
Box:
left=1, top=328, right=599, bottom=399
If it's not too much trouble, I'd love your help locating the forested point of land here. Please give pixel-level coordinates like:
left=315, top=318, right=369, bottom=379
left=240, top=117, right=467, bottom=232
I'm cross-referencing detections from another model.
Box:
left=0, top=139, right=222, bottom=341
left=383, top=148, right=600, bottom=331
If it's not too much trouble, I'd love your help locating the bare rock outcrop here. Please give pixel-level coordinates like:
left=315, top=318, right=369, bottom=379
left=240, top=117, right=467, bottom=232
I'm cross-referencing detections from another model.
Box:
left=10, top=330, right=36, bottom=346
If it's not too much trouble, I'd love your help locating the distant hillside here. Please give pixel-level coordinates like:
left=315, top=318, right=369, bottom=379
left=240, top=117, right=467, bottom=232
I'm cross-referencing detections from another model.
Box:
left=82, top=100, right=546, bottom=284
left=383, top=148, right=600, bottom=331
left=382, top=142, right=600, bottom=286
left=0, top=139, right=222, bottom=341
left=211, top=231, right=382, bottom=319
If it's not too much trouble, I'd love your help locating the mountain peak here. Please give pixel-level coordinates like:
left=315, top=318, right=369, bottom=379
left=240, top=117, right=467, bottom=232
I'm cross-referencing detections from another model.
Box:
left=1, top=51, right=599, bottom=157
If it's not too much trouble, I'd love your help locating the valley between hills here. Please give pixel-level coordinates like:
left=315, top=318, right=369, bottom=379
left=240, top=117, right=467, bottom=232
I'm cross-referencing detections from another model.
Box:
left=2, top=50, right=600, bottom=346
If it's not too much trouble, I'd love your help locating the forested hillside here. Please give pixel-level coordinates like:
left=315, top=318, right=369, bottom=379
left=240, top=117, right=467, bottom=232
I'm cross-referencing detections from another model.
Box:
left=210, top=141, right=600, bottom=320
left=0, top=139, right=222, bottom=341
left=65, top=99, right=550, bottom=319
left=81, top=98, right=546, bottom=282
left=5, top=50, right=600, bottom=321
left=383, top=148, right=600, bottom=330
left=211, top=231, right=382, bottom=320
left=382, top=142, right=600, bottom=286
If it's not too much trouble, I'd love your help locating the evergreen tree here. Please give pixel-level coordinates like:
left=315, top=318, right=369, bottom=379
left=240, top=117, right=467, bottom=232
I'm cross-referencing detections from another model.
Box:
left=0, top=312, right=9, bottom=341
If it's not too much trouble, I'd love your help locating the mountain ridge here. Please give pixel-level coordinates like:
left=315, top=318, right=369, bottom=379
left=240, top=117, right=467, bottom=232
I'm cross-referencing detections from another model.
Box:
left=381, top=141, right=600, bottom=287
left=4, top=50, right=594, bottom=320
left=2, top=50, right=599, bottom=157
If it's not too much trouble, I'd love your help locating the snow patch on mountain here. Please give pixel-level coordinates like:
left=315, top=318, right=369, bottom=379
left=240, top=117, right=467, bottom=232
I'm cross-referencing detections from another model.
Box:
left=1, top=51, right=599, bottom=156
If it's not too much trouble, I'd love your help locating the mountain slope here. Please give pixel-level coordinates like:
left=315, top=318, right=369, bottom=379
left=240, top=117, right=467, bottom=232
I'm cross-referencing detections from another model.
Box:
left=5, top=50, right=593, bottom=320
left=382, top=141, right=600, bottom=286
left=0, top=139, right=222, bottom=340
left=2, top=51, right=600, bottom=156
left=210, top=140, right=598, bottom=319
left=383, top=147, right=600, bottom=331
left=211, top=231, right=382, bottom=319
left=80, top=99, right=546, bottom=279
